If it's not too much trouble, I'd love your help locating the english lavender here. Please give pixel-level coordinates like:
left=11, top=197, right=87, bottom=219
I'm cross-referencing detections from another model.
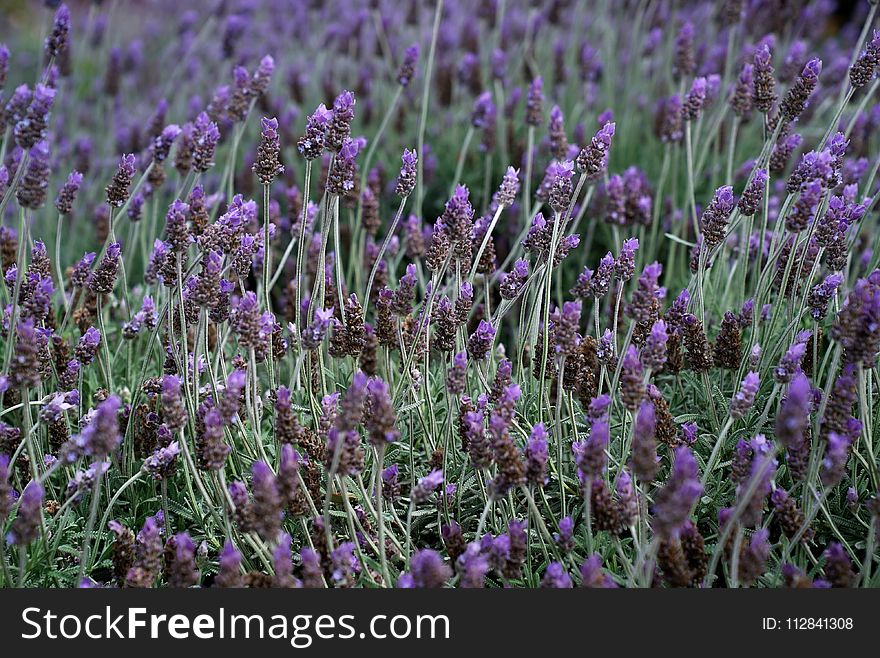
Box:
left=574, top=417, right=608, bottom=484
left=752, top=44, right=777, bottom=114
left=699, top=185, right=735, bottom=253
left=298, top=104, right=331, bottom=161
left=467, top=320, right=495, bottom=361
left=8, top=480, right=43, bottom=545
left=250, top=460, right=282, bottom=542
left=105, top=153, right=136, bottom=207
left=780, top=58, right=822, bottom=121
left=327, top=90, right=356, bottom=152
left=161, top=375, right=187, bottom=430
left=88, top=242, right=121, bottom=294
left=215, top=542, right=243, bottom=588
left=775, top=371, right=811, bottom=453
left=620, top=346, right=645, bottom=411
left=577, top=121, right=615, bottom=181
left=0, top=0, right=872, bottom=593
left=254, top=116, right=284, bottom=185
left=395, top=148, right=418, bottom=198
left=525, top=76, right=543, bottom=126
left=730, top=372, right=760, bottom=419
left=365, top=377, right=399, bottom=446
left=524, top=423, right=549, bottom=487
left=16, top=141, right=51, bottom=210
left=631, top=399, right=657, bottom=483
left=191, top=112, right=220, bottom=173
left=682, top=77, right=707, bottom=122
left=737, top=169, right=767, bottom=216
left=672, top=21, right=695, bottom=81
left=15, top=83, right=55, bottom=149
left=500, top=259, right=529, bottom=300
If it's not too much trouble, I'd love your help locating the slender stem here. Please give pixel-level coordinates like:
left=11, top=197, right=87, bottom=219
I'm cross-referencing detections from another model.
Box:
left=364, top=196, right=408, bottom=317
left=79, top=464, right=105, bottom=579
left=415, top=0, right=444, bottom=217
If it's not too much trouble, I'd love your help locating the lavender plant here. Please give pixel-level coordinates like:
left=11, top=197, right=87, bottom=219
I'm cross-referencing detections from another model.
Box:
left=0, top=0, right=878, bottom=589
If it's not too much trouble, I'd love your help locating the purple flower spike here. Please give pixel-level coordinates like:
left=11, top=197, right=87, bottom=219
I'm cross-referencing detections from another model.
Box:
left=397, top=43, right=420, bottom=86
left=525, top=423, right=549, bottom=487
left=412, top=469, right=444, bottom=505
left=7, top=480, right=43, bottom=545
left=631, top=399, right=657, bottom=482
left=467, top=320, right=496, bottom=360
left=653, top=446, right=702, bottom=539
left=730, top=372, right=760, bottom=419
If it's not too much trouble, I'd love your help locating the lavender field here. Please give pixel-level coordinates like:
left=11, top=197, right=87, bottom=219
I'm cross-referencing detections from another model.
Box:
left=0, top=0, right=878, bottom=589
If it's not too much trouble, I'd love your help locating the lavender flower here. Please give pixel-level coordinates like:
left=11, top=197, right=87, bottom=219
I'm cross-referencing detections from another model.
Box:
left=554, top=516, right=575, bottom=553
left=215, top=541, right=243, bottom=588
left=752, top=44, right=777, bottom=114
left=254, top=116, right=284, bottom=184
left=682, top=76, right=707, bottom=121
left=525, top=423, right=549, bottom=487
left=821, top=431, right=854, bottom=487
left=16, top=141, right=51, bottom=210
left=737, top=169, right=767, bottom=216
left=641, top=319, right=668, bottom=369
left=166, top=533, right=199, bottom=587
left=161, top=375, right=187, bottom=430
left=105, top=153, right=136, bottom=207
left=574, top=417, right=608, bottom=482
left=730, top=372, right=760, bottom=419
left=493, top=166, right=520, bottom=208
left=738, top=528, right=770, bottom=585
left=412, top=469, right=444, bottom=505
left=631, top=399, right=657, bottom=482
left=395, top=148, right=418, bottom=197
left=191, top=112, right=220, bottom=173
left=775, top=371, right=811, bottom=451
left=396, top=43, right=419, bottom=86
left=298, top=104, right=331, bottom=160
left=653, top=446, right=702, bottom=539
left=0, top=454, right=11, bottom=523
left=68, top=395, right=121, bottom=459
left=525, top=76, right=543, bottom=126
left=500, top=259, right=528, bottom=300
left=781, top=58, right=821, bottom=121
left=365, top=377, right=399, bottom=446
left=88, top=242, right=121, bottom=294
left=589, top=252, right=615, bottom=298
left=74, top=326, right=101, bottom=365
left=774, top=334, right=809, bottom=383
left=731, top=63, right=753, bottom=116
left=615, top=238, right=639, bottom=282
left=620, top=345, right=645, bottom=411
left=467, top=320, right=496, bottom=360
left=144, top=441, right=179, bottom=481
left=327, top=90, right=356, bottom=151
left=540, top=562, right=573, bottom=588
left=251, top=460, right=282, bottom=541
left=580, top=554, right=618, bottom=588
left=301, top=306, right=334, bottom=350
left=673, top=21, right=695, bottom=80
left=700, top=185, right=735, bottom=253
left=7, top=480, right=43, bottom=545
left=577, top=121, right=615, bottom=181
left=15, top=83, right=55, bottom=149
left=808, top=273, right=843, bottom=321
left=398, top=550, right=451, bottom=588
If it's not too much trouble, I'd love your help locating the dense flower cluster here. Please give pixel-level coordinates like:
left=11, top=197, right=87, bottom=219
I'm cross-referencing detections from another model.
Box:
left=0, top=0, right=876, bottom=591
